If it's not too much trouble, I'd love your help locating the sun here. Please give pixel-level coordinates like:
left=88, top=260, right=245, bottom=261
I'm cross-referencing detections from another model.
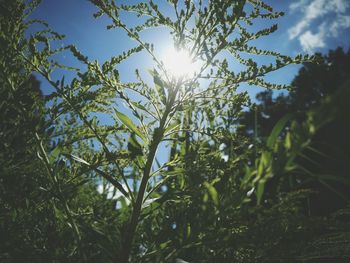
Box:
left=161, top=46, right=200, bottom=80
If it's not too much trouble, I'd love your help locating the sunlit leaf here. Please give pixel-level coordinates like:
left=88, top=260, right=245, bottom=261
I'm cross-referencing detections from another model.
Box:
left=113, top=108, right=146, bottom=142
left=267, top=113, right=294, bottom=148
left=203, top=182, right=219, bottom=206
left=256, top=179, right=266, bottom=205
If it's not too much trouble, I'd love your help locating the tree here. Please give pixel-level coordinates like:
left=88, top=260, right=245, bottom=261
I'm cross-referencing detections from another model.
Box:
left=4, top=0, right=323, bottom=262
left=1, top=2, right=123, bottom=262
left=0, top=2, right=52, bottom=259
left=238, top=48, right=350, bottom=215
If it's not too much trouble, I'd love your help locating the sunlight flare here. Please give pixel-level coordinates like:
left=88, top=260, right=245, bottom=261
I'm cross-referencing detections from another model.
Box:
left=162, top=46, right=200, bottom=79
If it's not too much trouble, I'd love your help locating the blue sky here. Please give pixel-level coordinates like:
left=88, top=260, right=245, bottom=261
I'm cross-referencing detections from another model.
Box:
left=29, top=0, right=350, bottom=96
left=28, top=0, right=350, bottom=174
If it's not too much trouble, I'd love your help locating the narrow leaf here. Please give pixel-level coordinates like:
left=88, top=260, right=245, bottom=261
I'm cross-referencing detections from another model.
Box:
left=267, top=113, right=294, bottom=148
left=203, top=182, right=219, bottom=206
left=165, top=122, right=180, bottom=135
left=256, top=179, right=266, bottom=205
left=142, top=197, right=160, bottom=209
left=113, top=108, right=146, bottom=142
left=70, top=154, right=90, bottom=165
left=64, top=154, right=130, bottom=199
left=145, top=174, right=176, bottom=201
left=149, top=69, right=167, bottom=105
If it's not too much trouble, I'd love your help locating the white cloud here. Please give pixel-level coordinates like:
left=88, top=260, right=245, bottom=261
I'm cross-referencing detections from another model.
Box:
left=299, top=30, right=326, bottom=52
left=288, top=0, right=350, bottom=52
left=289, top=0, right=311, bottom=13
left=329, top=15, right=350, bottom=36
left=288, top=20, right=309, bottom=39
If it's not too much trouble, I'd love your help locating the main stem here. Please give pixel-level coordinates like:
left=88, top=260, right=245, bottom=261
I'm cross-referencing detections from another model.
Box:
left=119, top=136, right=161, bottom=262
left=120, top=92, right=176, bottom=262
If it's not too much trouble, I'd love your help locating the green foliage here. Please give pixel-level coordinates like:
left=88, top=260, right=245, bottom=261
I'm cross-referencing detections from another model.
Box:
left=2, top=0, right=349, bottom=263
left=238, top=48, right=350, bottom=213
left=0, top=1, right=127, bottom=262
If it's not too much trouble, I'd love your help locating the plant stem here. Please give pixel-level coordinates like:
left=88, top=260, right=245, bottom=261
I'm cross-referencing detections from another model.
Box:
left=119, top=133, right=162, bottom=263
left=120, top=90, right=177, bottom=263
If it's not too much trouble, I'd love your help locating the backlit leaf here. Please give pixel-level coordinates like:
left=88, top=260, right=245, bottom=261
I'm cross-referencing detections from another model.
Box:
left=113, top=108, right=146, bottom=142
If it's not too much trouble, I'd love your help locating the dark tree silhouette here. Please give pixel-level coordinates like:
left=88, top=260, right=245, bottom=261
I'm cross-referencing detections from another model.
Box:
left=239, top=47, right=350, bottom=215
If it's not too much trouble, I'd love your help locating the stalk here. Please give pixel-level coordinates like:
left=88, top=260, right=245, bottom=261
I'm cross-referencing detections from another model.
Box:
left=120, top=88, right=178, bottom=263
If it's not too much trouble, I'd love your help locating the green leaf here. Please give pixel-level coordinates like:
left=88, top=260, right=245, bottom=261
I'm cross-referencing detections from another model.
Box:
left=160, top=240, right=171, bottom=249
left=165, top=122, right=180, bottom=135
left=145, top=174, right=176, bottom=201
left=69, top=154, right=90, bottom=165
left=257, top=151, right=270, bottom=177
left=267, top=113, right=294, bottom=148
left=63, top=153, right=130, bottom=199
left=113, top=108, right=146, bottom=142
left=162, top=168, right=185, bottom=176
left=256, top=179, right=266, bottom=205
left=284, top=131, right=292, bottom=150
left=128, top=133, right=143, bottom=157
left=186, top=223, right=191, bottom=238
left=203, top=182, right=219, bottom=206
left=142, top=197, right=160, bottom=209
left=49, top=145, right=61, bottom=162
left=149, top=69, right=167, bottom=105
left=130, top=101, right=154, bottom=116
